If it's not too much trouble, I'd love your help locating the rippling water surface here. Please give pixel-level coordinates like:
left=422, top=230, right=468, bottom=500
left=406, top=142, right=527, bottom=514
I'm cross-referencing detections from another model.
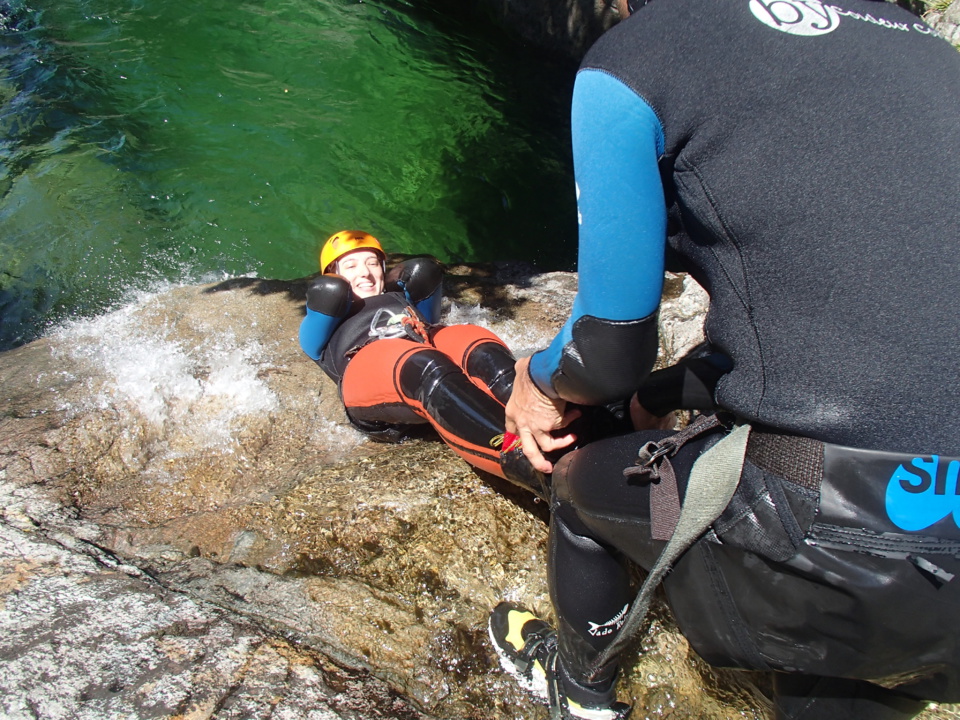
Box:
left=0, top=0, right=577, bottom=348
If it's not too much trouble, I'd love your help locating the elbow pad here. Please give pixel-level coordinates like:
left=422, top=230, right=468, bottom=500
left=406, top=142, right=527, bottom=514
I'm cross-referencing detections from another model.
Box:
left=551, top=313, right=659, bottom=406
left=300, top=275, right=353, bottom=361
left=385, top=257, right=443, bottom=323
left=306, top=274, right=352, bottom=317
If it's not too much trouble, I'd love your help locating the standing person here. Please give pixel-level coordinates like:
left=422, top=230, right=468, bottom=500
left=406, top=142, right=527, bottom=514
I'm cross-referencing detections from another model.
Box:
left=299, top=230, right=558, bottom=497
left=487, top=0, right=960, bottom=718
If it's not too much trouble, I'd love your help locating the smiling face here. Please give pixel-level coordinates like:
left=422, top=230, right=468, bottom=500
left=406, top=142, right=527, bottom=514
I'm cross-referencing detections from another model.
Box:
left=336, top=249, right=384, bottom=298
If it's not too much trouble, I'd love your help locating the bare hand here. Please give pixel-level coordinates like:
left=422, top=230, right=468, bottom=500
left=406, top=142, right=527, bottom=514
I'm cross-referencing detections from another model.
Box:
left=505, top=356, right=581, bottom=473
left=629, top=393, right=677, bottom=431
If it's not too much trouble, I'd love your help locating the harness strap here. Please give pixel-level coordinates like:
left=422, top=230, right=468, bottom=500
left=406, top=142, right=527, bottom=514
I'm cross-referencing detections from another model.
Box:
left=623, top=413, right=725, bottom=540
left=400, top=306, right=430, bottom=343
left=367, top=305, right=430, bottom=344
left=590, top=420, right=751, bottom=679
left=746, top=426, right=823, bottom=492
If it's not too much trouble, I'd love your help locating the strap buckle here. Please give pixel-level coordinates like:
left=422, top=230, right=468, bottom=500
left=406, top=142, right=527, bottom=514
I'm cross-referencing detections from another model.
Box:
left=637, top=440, right=672, bottom=467
left=624, top=440, right=674, bottom=481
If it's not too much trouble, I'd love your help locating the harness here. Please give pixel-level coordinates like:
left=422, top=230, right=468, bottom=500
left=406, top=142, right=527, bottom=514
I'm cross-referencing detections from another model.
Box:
left=367, top=305, right=430, bottom=344
left=591, top=416, right=960, bottom=690
left=590, top=413, right=749, bottom=677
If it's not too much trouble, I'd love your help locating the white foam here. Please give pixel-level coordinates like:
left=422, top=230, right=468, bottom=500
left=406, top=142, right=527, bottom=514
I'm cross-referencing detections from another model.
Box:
left=53, top=284, right=278, bottom=453
left=309, top=417, right=367, bottom=457
left=442, top=301, right=553, bottom=358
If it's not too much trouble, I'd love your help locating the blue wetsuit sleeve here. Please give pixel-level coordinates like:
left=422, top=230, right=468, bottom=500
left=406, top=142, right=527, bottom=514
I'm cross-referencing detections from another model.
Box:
left=299, top=308, right=341, bottom=362
left=414, top=292, right=442, bottom=325
left=530, top=69, right=667, bottom=398
left=299, top=274, right=353, bottom=361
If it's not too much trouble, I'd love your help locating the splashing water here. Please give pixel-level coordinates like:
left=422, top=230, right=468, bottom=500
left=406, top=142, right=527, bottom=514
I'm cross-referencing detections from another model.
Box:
left=444, top=300, right=556, bottom=358
left=53, top=283, right=278, bottom=453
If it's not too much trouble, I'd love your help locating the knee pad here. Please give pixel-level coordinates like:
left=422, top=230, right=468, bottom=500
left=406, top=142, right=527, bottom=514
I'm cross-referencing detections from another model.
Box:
left=397, top=348, right=456, bottom=405
left=465, top=341, right=516, bottom=405
left=396, top=347, right=505, bottom=458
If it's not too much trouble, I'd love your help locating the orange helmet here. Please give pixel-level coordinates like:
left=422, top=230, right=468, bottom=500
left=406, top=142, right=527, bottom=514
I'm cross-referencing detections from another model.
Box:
left=319, top=230, right=385, bottom=274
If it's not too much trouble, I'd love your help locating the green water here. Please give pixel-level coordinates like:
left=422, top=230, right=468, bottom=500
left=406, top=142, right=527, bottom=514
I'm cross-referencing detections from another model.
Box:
left=0, top=0, right=578, bottom=349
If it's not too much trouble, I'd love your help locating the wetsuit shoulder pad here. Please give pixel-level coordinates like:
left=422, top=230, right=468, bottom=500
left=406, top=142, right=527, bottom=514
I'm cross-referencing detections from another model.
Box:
left=385, top=257, right=443, bottom=324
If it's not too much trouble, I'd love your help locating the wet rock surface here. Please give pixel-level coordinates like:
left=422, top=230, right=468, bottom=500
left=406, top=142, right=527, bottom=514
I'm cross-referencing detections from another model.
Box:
left=0, top=478, right=420, bottom=720
left=1, top=262, right=956, bottom=719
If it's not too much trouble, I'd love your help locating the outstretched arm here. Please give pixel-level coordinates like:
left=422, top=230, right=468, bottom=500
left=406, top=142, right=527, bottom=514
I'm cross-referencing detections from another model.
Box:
left=508, top=70, right=669, bottom=470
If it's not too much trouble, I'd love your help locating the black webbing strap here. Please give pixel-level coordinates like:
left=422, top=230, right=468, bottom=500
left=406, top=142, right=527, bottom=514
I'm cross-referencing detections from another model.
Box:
left=623, top=413, right=726, bottom=541
left=746, top=426, right=824, bottom=492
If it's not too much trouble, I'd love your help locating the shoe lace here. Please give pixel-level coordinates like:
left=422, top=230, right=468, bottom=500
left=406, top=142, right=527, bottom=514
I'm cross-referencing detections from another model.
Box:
left=512, top=626, right=557, bottom=675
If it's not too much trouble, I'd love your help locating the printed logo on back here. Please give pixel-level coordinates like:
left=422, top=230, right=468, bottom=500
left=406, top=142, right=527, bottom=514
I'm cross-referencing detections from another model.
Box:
left=749, top=0, right=840, bottom=35
left=750, top=0, right=940, bottom=37
left=885, top=455, right=960, bottom=532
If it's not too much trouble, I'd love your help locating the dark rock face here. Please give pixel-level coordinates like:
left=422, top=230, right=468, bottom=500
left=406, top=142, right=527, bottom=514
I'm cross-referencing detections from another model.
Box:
left=469, top=0, right=959, bottom=61
left=473, top=0, right=620, bottom=60
left=1, top=263, right=954, bottom=719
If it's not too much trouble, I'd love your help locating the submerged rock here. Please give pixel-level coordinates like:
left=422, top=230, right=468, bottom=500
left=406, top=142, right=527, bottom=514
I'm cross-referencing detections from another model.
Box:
left=1, top=262, right=954, bottom=719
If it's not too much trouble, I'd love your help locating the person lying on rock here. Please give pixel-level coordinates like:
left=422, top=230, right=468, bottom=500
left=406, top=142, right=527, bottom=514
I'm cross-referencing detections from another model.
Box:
left=298, top=230, right=623, bottom=499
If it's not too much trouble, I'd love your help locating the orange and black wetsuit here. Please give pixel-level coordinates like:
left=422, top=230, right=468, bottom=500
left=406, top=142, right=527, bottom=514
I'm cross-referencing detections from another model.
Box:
left=299, top=257, right=544, bottom=495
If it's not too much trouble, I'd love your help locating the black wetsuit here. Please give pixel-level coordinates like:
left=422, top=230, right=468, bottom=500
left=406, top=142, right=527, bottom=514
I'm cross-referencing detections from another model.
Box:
left=317, top=291, right=417, bottom=386
left=531, top=0, right=960, bottom=717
